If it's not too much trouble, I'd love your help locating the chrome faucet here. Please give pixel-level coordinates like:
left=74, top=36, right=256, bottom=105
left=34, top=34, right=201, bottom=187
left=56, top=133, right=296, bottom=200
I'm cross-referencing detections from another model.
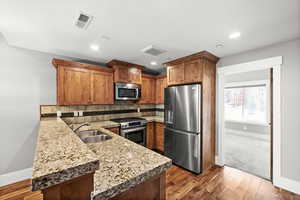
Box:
left=72, top=122, right=90, bottom=132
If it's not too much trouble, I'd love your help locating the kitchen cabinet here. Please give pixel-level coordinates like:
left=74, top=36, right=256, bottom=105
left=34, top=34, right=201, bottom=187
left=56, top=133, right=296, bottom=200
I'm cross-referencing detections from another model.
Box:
left=139, top=74, right=156, bottom=104
left=53, top=58, right=114, bottom=105
left=113, top=65, right=130, bottom=83
left=57, top=66, right=91, bottom=105
left=91, top=71, right=114, bottom=104
left=167, top=63, right=184, bottom=85
left=107, top=59, right=143, bottom=84
left=165, top=51, right=218, bottom=86
left=155, top=75, right=167, bottom=104
left=155, top=122, right=164, bottom=152
left=146, top=122, right=154, bottom=149
left=184, top=60, right=202, bottom=83
left=106, top=127, right=120, bottom=135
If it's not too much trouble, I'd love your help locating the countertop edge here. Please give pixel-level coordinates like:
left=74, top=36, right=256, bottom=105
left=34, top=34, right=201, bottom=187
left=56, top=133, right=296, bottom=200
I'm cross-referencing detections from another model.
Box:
left=31, top=118, right=100, bottom=191
left=92, top=160, right=172, bottom=200
left=32, top=159, right=100, bottom=191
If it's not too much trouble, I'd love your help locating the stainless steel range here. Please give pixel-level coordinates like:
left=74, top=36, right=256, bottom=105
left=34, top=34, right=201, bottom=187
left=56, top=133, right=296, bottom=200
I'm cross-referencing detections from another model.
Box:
left=110, top=117, right=147, bottom=146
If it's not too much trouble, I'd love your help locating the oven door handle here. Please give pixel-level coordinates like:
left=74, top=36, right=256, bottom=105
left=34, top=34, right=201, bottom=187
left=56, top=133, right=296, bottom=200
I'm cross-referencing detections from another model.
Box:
left=122, top=127, right=146, bottom=133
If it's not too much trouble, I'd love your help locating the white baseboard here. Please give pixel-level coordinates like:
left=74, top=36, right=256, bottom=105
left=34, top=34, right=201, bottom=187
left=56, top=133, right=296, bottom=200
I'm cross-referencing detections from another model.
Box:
left=215, top=156, right=224, bottom=166
left=274, top=176, right=300, bottom=195
left=0, top=168, right=32, bottom=187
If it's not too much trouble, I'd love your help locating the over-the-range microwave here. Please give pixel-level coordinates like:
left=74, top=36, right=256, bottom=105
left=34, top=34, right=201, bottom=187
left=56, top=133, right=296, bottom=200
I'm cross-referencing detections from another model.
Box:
left=115, top=83, right=141, bottom=100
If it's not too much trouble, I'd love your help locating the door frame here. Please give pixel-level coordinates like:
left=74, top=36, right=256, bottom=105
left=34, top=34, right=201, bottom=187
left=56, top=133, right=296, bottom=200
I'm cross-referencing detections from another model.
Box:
left=216, top=56, right=282, bottom=185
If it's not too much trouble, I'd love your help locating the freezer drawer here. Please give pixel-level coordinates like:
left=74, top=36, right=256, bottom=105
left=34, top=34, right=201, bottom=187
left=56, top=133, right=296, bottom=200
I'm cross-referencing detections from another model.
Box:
left=164, top=128, right=202, bottom=174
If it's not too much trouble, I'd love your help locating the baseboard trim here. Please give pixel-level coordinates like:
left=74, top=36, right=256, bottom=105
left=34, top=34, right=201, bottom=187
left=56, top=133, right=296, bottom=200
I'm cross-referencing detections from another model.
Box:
left=274, top=176, right=300, bottom=195
left=0, top=168, right=32, bottom=187
left=215, top=156, right=224, bottom=166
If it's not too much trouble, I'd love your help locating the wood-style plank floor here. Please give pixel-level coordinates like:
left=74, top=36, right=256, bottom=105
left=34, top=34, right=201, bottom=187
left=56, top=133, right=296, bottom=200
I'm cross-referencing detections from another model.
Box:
left=1, top=165, right=299, bottom=200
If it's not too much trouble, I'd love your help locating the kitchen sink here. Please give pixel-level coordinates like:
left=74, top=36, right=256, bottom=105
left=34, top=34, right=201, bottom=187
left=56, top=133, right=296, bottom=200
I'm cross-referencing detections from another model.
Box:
left=76, top=129, right=112, bottom=143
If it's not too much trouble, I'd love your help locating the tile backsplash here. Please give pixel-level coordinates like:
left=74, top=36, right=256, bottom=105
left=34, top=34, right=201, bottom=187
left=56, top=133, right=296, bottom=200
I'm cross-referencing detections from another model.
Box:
left=40, top=103, right=164, bottom=124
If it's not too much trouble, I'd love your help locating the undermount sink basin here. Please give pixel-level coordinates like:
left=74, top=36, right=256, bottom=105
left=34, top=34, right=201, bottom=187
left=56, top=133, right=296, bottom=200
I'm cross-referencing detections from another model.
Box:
left=76, top=129, right=112, bottom=143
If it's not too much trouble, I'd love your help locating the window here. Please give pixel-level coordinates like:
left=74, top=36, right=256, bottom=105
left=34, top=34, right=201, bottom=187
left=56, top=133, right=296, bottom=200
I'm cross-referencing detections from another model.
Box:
left=224, top=82, right=269, bottom=124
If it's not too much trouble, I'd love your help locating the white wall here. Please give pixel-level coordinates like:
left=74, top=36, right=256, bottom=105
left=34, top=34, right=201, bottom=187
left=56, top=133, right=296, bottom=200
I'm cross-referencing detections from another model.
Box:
left=217, top=38, right=300, bottom=182
left=0, top=34, right=60, bottom=175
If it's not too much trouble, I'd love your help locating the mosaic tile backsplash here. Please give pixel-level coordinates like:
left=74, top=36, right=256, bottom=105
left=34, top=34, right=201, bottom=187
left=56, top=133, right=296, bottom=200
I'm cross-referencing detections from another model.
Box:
left=40, top=103, right=164, bottom=124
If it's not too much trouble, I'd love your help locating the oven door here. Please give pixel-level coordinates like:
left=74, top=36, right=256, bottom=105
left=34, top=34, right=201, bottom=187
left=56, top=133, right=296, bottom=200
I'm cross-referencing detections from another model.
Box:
left=121, top=127, right=146, bottom=146
left=115, top=83, right=140, bottom=100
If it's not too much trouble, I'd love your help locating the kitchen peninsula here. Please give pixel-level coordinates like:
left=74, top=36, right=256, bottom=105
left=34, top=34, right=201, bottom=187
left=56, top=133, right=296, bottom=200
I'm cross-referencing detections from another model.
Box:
left=32, top=116, right=171, bottom=200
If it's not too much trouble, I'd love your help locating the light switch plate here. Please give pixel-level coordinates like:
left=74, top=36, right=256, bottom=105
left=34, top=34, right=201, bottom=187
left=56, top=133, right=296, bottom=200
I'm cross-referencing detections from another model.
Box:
left=73, top=111, right=78, bottom=117
left=57, top=111, right=62, bottom=117
left=79, top=111, right=83, bottom=117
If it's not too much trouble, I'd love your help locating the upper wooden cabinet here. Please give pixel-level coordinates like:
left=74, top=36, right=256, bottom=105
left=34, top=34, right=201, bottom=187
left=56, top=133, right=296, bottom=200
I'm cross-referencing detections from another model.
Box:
left=155, top=75, right=167, bottom=104
left=91, top=71, right=114, bottom=105
left=167, top=63, right=184, bottom=86
left=53, top=59, right=114, bottom=105
left=107, top=60, right=143, bottom=84
left=139, top=74, right=156, bottom=104
left=165, top=51, right=219, bottom=86
left=184, top=60, right=203, bottom=83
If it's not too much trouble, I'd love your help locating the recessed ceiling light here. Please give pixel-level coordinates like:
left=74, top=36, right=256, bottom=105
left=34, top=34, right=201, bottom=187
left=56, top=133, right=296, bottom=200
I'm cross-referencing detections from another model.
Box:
left=229, top=32, right=241, bottom=39
left=150, top=61, right=158, bottom=66
left=90, top=44, right=99, bottom=51
left=216, top=44, right=224, bottom=48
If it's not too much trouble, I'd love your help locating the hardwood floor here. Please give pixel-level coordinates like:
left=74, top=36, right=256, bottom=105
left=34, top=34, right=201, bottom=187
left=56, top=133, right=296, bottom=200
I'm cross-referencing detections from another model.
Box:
left=1, top=165, right=299, bottom=200
left=0, top=179, right=42, bottom=200
left=166, top=165, right=300, bottom=200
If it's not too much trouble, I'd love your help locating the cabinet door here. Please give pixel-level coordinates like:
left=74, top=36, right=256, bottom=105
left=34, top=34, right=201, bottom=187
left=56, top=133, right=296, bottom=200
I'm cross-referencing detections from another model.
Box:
left=146, top=122, right=154, bottom=149
left=184, top=60, right=202, bottom=83
left=139, top=77, right=149, bottom=104
left=114, top=65, right=129, bottom=83
left=129, top=68, right=142, bottom=84
left=155, top=123, right=164, bottom=152
left=167, top=63, right=184, bottom=86
left=91, top=71, right=114, bottom=104
left=149, top=78, right=156, bottom=103
left=156, top=78, right=167, bottom=104
left=58, top=67, right=91, bottom=105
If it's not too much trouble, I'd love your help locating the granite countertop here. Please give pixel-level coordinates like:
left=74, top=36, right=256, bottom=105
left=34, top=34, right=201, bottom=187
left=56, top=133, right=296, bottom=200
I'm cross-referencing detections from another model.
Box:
left=86, top=128, right=171, bottom=200
left=31, top=118, right=99, bottom=191
left=70, top=117, right=170, bottom=200
left=142, top=116, right=164, bottom=123
left=32, top=116, right=170, bottom=199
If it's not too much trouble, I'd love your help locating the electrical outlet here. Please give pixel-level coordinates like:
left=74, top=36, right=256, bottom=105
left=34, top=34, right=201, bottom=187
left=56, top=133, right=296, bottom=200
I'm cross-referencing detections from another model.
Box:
left=57, top=111, right=62, bottom=117
left=79, top=111, right=83, bottom=117
left=137, top=107, right=140, bottom=113
left=73, top=111, right=78, bottom=117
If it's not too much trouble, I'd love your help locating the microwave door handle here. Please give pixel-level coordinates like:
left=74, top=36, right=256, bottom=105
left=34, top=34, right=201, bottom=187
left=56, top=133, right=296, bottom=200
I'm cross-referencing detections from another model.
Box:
left=136, top=88, right=140, bottom=98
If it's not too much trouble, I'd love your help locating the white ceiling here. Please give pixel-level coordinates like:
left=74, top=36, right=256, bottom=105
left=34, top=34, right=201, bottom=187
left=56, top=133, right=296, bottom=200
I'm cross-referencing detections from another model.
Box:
left=0, top=0, right=299, bottom=72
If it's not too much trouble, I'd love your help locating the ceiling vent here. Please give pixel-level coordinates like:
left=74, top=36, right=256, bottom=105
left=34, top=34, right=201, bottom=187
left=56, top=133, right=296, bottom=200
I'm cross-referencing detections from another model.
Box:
left=141, top=45, right=166, bottom=56
left=75, top=12, right=93, bottom=29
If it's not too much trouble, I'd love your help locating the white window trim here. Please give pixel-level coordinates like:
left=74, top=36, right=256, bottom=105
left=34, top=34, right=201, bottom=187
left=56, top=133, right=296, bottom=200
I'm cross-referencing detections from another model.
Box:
left=217, top=56, right=284, bottom=190
left=224, top=80, right=270, bottom=125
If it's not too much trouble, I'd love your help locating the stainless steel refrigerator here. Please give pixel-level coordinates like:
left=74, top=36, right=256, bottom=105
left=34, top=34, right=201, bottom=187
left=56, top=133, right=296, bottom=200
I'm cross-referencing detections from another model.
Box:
left=164, top=84, right=202, bottom=174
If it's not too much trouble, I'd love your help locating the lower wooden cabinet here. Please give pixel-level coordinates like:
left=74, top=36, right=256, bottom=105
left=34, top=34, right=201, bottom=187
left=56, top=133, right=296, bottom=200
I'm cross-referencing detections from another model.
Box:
left=147, top=122, right=164, bottom=152
left=106, top=127, right=120, bottom=135
left=146, top=122, right=154, bottom=149
left=154, top=122, right=164, bottom=152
